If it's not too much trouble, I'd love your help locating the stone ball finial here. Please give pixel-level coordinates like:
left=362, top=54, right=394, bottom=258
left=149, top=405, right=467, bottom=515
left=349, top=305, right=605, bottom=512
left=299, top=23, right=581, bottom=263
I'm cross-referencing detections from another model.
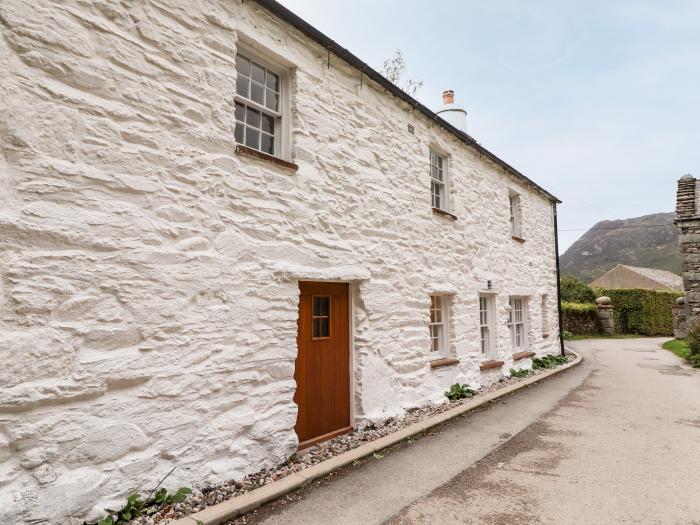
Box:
left=595, top=296, right=612, bottom=305
left=677, top=296, right=686, bottom=305
left=680, top=174, right=695, bottom=181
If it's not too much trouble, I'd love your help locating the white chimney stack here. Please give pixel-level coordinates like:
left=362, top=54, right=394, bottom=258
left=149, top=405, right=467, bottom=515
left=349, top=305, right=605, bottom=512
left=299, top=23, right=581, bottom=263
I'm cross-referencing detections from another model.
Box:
left=436, top=89, right=467, bottom=132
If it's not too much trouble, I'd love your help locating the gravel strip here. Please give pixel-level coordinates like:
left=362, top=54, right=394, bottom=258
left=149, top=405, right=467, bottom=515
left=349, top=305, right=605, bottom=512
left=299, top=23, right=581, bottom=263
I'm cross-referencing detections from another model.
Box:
left=130, top=355, right=574, bottom=525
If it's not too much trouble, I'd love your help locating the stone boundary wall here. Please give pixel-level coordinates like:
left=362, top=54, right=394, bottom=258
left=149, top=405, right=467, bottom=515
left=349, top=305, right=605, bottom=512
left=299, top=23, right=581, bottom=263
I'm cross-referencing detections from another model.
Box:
left=561, top=304, right=598, bottom=334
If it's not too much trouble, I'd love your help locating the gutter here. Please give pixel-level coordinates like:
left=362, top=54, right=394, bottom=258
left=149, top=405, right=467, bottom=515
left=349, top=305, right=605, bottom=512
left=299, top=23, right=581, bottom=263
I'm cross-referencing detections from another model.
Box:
left=553, top=202, right=565, bottom=356
left=251, top=0, right=561, bottom=204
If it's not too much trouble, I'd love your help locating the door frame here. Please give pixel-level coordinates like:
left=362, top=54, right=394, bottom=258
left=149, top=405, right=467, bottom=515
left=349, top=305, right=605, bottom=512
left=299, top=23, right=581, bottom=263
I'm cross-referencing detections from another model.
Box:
left=295, top=279, right=357, bottom=445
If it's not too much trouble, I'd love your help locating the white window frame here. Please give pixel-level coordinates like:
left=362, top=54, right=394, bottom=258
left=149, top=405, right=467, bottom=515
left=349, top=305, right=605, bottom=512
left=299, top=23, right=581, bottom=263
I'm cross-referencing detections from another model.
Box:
left=508, top=297, right=528, bottom=352
left=541, top=294, right=549, bottom=335
left=479, top=294, right=496, bottom=358
left=430, top=150, right=450, bottom=212
left=429, top=294, right=450, bottom=357
left=234, top=46, right=291, bottom=160
left=509, top=193, right=523, bottom=238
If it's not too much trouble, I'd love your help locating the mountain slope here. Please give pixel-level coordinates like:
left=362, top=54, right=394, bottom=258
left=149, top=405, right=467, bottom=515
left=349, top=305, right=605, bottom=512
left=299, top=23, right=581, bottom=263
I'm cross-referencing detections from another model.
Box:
left=560, top=212, right=680, bottom=283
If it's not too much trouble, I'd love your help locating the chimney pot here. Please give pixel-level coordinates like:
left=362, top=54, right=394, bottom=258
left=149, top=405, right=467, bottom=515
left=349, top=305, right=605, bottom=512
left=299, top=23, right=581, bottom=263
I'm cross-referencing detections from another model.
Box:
left=442, top=90, right=455, bottom=105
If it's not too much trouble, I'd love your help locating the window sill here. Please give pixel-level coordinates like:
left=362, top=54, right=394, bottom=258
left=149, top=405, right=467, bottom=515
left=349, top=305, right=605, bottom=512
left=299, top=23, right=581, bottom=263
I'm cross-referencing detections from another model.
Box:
left=429, top=357, right=460, bottom=369
left=512, top=351, right=536, bottom=361
left=511, top=235, right=526, bottom=243
left=235, top=144, right=299, bottom=172
left=480, top=359, right=505, bottom=371
left=432, top=207, right=458, bottom=220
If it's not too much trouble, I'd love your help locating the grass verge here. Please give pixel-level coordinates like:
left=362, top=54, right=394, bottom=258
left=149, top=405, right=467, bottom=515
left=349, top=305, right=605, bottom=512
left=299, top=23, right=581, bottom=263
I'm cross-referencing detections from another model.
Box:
left=662, top=339, right=691, bottom=361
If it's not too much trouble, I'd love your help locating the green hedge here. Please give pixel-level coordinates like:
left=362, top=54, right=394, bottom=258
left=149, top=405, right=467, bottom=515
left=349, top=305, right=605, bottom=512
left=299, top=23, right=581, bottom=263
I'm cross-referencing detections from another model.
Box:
left=594, top=288, right=682, bottom=336
left=561, top=301, right=597, bottom=314
left=561, top=301, right=598, bottom=334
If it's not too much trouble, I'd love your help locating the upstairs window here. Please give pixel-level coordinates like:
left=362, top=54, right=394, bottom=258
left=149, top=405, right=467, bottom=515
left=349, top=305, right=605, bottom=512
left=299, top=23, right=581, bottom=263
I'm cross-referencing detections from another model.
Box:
left=509, top=193, right=523, bottom=238
left=508, top=297, right=527, bottom=351
left=429, top=295, right=449, bottom=356
left=235, top=53, right=282, bottom=156
left=430, top=151, right=448, bottom=211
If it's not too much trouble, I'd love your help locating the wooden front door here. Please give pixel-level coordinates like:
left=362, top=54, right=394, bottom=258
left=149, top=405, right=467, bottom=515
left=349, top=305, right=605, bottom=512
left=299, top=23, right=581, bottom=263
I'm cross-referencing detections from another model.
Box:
left=294, top=281, right=351, bottom=448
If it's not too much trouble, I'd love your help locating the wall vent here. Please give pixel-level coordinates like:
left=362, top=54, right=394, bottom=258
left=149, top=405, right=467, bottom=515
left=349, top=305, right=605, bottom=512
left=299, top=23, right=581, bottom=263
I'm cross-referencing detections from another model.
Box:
left=407, top=123, right=415, bottom=134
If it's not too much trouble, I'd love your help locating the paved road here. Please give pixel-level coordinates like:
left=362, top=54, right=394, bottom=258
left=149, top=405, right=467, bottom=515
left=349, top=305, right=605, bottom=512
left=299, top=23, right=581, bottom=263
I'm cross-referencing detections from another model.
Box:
left=240, top=338, right=700, bottom=525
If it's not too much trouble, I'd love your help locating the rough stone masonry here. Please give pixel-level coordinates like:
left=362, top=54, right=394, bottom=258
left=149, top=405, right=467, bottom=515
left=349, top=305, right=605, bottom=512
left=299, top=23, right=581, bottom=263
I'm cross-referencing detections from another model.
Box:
left=0, top=1, right=560, bottom=523
left=675, top=174, right=700, bottom=334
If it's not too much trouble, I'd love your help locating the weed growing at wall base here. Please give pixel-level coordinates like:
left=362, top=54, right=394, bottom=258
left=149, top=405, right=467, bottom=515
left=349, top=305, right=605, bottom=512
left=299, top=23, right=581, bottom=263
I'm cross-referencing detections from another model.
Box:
left=84, top=487, right=193, bottom=525
left=509, top=368, right=531, bottom=378
left=532, top=355, right=569, bottom=370
left=445, top=383, right=476, bottom=401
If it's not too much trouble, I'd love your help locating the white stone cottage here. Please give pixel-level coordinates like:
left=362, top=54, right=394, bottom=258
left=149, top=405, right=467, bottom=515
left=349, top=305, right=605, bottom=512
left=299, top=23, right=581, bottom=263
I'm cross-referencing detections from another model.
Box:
left=0, top=0, right=562, bottom=522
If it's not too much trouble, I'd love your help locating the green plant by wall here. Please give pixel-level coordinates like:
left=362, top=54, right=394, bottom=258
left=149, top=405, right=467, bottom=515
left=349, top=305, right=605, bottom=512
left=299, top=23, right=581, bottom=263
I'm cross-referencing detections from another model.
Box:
left=532, top=354, right=568, bottom=370
left=84, top=487, right=193, bottom=525
left=560, top=276, right=596, bottom=303
left=509, top=368, right=531, bottom=378
left=593, top=288, right=681, bottom=336
left=444, top=383, right=475, bottom=401
left=687, top=324, right=700, bottom=356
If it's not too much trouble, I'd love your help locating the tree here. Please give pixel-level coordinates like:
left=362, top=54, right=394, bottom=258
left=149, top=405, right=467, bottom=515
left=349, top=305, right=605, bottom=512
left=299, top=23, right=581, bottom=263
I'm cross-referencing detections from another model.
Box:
left=560, top=275, right=596, bottom=303
left=379, top=49, right=423, bottom=96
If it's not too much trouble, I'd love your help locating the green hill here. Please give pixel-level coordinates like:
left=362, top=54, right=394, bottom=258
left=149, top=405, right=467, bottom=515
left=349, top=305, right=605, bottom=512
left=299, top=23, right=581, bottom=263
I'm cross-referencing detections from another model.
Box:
left=560, top=212, right=680, bottom=283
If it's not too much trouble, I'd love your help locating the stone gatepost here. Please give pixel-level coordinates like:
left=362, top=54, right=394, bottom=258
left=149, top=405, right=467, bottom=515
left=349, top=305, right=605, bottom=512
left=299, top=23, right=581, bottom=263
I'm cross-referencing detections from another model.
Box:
left=595, top=296, right=614, bottom=335
left=675, top=174, right=700, bottom=328
left=673, top=296, right=688, bottom=339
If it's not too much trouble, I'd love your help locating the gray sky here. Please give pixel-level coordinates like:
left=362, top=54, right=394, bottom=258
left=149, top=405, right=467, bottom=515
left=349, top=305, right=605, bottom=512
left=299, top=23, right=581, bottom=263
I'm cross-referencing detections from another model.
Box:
left=278, top=0, right=700, bottom=251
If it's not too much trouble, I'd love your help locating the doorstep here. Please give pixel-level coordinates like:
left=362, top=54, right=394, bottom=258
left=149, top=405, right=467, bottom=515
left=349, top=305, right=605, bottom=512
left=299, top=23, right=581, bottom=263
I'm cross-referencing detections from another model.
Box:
left=169, top=349, right=582, bottom=525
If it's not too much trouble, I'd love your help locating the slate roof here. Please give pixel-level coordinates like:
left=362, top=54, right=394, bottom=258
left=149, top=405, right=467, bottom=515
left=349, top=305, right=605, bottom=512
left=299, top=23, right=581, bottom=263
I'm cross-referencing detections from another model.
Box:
left=620, top=265, right=683, bottom=291
left=591, top=264, right=683, bottom=291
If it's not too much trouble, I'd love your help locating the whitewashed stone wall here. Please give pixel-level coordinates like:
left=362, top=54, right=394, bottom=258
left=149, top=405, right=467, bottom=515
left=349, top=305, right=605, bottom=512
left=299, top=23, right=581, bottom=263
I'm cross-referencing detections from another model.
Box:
left=0, top=1, right=560, bottom=523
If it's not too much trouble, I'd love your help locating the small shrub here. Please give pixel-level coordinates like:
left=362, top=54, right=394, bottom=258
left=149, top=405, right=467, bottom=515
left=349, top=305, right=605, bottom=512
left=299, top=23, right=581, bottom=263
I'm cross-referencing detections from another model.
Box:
left=509, top=368, right=530, bottom=378
left=444, top=383, right=476, bottom=401
left=562, top=329, right=574, bottom=340
left=560, top=276, right=596, bottom=303
left=532, top=354, right=568, bottom=370
left=687, top=325, right=700, bottom=356
left=688, top=354, right=700, bottom=368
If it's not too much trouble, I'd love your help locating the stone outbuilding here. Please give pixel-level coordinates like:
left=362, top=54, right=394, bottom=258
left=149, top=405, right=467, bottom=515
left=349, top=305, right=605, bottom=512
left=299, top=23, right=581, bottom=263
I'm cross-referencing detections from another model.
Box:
left=589, top=264, right=683, bottom=292
left=0, top=1, right=562, bottom=523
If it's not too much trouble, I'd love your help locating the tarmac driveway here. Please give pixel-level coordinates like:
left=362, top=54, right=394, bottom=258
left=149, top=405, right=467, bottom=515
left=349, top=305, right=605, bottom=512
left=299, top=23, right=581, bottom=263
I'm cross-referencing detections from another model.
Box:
left=237, top=337, right=700, bottom=525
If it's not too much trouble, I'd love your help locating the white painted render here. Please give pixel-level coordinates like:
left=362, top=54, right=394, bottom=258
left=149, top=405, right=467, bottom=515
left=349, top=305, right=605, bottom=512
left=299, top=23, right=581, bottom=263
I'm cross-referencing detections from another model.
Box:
left=0, top=1, right=560, bottom=523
